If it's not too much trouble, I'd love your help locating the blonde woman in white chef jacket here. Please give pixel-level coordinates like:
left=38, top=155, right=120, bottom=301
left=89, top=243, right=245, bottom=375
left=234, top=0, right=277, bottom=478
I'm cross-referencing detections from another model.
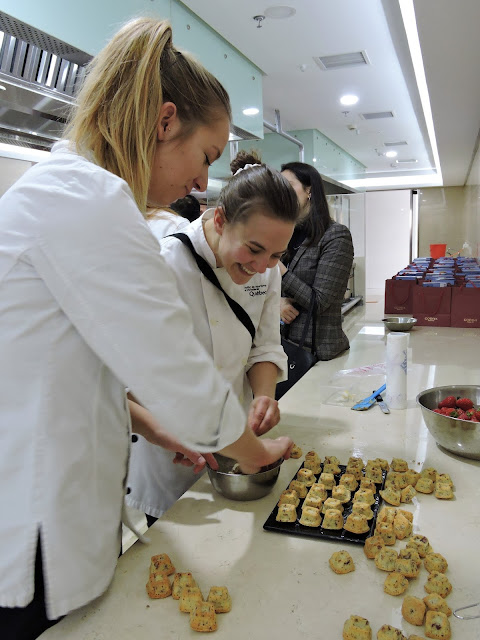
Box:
left=0, top=18, right=293, bottom=640
left=127, top=159, right=299, bottom=521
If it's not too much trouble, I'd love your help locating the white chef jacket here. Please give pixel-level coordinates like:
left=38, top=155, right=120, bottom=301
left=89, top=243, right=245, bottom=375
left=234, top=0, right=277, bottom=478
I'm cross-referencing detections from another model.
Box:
left=126, top=211, right=288, bottom=517
left=148, top=209, right=189, bottom=236
left=0, top=142, right=246, bottom=619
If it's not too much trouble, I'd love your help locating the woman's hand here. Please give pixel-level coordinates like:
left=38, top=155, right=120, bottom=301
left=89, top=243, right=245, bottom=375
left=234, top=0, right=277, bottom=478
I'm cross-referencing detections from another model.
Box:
left=171, top=449, right=218, bottom=473
left=280, top=297, right=299, bottom=324
left=237, top=436, right=293, bottom=474
left=247, top=395, right=280, bottom=435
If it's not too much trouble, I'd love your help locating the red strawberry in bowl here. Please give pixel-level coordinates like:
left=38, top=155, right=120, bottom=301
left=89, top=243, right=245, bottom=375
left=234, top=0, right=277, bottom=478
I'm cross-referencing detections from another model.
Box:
left=456, top=397, right=474, bottom=411
left=438, top=396, right=457, bottom=408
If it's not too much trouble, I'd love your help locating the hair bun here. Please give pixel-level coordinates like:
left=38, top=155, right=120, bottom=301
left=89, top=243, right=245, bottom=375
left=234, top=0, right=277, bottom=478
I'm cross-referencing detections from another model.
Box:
left=230, top=149, right=262, bottom=175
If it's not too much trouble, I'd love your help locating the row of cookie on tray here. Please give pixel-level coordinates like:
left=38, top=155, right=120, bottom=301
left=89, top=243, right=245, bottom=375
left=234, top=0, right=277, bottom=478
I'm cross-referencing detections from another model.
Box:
left=290, top=448, right=390, bottom=485
left=380, top=463, right=455, bottom=506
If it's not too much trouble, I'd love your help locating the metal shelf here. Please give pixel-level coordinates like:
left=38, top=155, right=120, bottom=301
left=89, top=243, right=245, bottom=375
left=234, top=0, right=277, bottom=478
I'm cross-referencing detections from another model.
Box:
left=341, top=296, right=363, bottom=315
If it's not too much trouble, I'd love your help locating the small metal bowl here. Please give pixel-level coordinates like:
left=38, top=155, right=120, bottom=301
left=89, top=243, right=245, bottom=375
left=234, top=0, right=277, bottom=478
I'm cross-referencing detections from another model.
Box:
left=382, top=316, right=418, bottom=331
left=416, top=385, right=480, bottom=460
left=207, top=454, right=283, bottom=501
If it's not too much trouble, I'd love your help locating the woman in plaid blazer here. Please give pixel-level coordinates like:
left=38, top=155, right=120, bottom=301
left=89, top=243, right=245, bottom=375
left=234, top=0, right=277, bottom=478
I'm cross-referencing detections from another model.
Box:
left=279, top=162, right=354, bottom=361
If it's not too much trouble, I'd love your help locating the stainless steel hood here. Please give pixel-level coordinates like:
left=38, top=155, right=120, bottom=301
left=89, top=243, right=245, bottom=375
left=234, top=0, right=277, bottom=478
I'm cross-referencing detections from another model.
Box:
left=0, top=11, right=90, bottom=150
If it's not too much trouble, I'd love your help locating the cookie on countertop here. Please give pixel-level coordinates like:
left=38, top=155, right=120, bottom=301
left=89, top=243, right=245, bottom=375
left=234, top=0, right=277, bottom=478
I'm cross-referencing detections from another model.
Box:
left=424, top=610, right=451, bottom=640
left=436, top=473, right=453, bottom=487
left=377, top=506, right=396, bottom=524
left=364, top=535, right=385, bottom=559
left=329, top=550, right=355, bottom=574
left=179, top=585, right=204, bottom=612
left=149, top=553, right=175, bottom=576
left=207, top=586, right=232, bottom=613
left=420, top=467, right=437, bottom=482
left=400, top=485, right=417, bottom=503
left=172, top=573, right=197, bottom=600
left=377, top=624, right=407, bottom=640
left=434, top=483, right=454, bottom=500
left=374, top=547, right=398, bottom=572
left=415, top=477, right=434, bottom=494
left=404, top=468, right=421, bottom=486
left=407, top=534, right=432, bottom=558
left=342, top=614, right=372, bottom=640
left=379, top=487, right=401, bottom=507
left=146, top=573, right=172, bottom=599
left=189, top=601, right=217, bottom=632
left=375, top=522, right=396, bottom=546
left=290, top=443, right=303, bottom=459
left=424, top=553, right=448, bottom=574
left=385, top=471, right=408, bottom=490
left=393, top=512, right=413, bottom=540
left=395, top=557, right=420, bottom=579
left=423, top=594, right=452, bottom=617
left=398, top=547, right=421, bottom=567
left=397, top=508, right=413, bottom=522
left=424, top=571, right=452, bottom=598
left=401, top=595, right=426, bottom=626
left=383, top=571, right=409, bottom=597
left=391, top=458, right=409, bottom=473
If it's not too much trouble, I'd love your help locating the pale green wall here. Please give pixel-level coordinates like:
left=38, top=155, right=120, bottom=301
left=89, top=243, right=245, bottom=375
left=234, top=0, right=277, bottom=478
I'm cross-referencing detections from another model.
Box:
left=0, top=0, right=263, bottom=179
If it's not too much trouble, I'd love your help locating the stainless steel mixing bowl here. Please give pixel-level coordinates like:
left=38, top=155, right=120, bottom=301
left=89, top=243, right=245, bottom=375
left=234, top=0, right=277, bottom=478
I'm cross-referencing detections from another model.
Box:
left=207, top=454, right=283, bottom=501
left=382, top=317, right=418, bottom=331
left=416, top=385, right=480, bottom=460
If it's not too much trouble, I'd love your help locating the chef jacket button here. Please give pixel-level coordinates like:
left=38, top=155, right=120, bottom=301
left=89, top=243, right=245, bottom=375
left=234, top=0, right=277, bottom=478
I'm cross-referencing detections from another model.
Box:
left=131, top=434, right=138, bottom=443
left=126, top=487, right=131, bottom=494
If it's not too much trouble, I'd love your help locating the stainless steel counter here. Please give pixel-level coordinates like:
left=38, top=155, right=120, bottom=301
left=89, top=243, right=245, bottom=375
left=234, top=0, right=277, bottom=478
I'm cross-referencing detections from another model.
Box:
left=41, top=297, right=480, bottom=639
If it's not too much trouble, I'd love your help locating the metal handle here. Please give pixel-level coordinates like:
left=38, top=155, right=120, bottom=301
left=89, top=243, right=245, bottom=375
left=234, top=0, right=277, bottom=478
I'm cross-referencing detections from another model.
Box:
left=453, top=602, right=480, bottom=620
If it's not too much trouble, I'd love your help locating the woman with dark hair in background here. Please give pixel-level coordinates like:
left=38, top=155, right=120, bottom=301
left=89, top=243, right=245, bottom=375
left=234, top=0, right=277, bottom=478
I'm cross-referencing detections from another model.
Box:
left=170, top=193, right=201, bottom=222
left=278, top=161, right=354, bottom=369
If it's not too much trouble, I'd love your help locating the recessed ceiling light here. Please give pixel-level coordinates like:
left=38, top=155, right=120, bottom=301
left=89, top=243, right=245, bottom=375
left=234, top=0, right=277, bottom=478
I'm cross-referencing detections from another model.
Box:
left=264, top=6, right=296, bottom=19
left=0, top=85, right=6, bottom=91
left=243, top=107, right=259, bottom=116
left=312, top=157, right=317, bottom=162
left=340, top=94, right=359, bottom=106
left=385, top=150, right=398, bottom=158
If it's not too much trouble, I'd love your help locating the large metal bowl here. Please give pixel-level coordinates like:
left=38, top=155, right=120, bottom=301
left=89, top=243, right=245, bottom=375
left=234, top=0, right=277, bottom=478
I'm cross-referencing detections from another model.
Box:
left=207, top=454, right=283, bottom=501
left=416, top=385, right=480, bottom=460
left=382, top=316, right=418, bottom=331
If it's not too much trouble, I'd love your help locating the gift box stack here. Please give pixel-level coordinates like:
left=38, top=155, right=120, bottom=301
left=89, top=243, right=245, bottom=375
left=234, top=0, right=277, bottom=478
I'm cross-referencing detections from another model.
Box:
left=385, top=257, right=480, bottom=327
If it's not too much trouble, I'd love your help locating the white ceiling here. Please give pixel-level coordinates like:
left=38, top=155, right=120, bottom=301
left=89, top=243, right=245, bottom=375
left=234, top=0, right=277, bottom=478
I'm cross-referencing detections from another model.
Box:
left=181, top=0, right=480, bottom=190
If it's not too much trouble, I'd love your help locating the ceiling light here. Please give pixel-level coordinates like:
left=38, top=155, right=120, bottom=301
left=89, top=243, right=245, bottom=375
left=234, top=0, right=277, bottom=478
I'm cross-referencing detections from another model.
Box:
left=264, top=6, right=296, bottom=19
left=312, top=157, right=317, bottom=163
left=0, top=85, right=6, bottom=91
left=340, top=94, right=359, bottom=106
left=385, top=150, right=398, bottom=158
left=243, top=107, right=259, bottom=116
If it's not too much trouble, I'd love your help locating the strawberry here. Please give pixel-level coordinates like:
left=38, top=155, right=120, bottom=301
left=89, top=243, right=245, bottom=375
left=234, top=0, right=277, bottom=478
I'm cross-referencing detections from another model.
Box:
left=474, top=409, right=480, bottom=421
left=433, top=408, right=443, bottom=414
left=456, top=411, right=467, bottom=421
left=456, top=397, right=474, bottom=411
left=438, top=395, right=456, bottom=408
left=443, top=408, right=459, bottom=417
left=464, top=410, right=475, bottom=420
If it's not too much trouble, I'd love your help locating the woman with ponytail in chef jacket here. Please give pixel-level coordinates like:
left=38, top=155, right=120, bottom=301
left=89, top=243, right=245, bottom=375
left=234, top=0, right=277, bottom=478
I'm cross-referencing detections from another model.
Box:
left=127, top=158, right=299, bottom=521
left=0, top=18, right=294, bottom=639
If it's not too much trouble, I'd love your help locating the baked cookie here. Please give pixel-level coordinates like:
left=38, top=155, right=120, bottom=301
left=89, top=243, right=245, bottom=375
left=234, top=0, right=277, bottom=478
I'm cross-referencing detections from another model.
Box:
left=404, top=469, right=421, bottom=486
left=172, top=573, right=197, bottom=600
left=436, top=473, right=453, bottom=487
left=379, top=487, right=401, bottom=507
left=383, top=571, right=409, bottom=596
left=377, top=624, right=407, bottom=639
left=297, top=468, right=315, bottom=486
left=434, top=483, right=454, bottom=500
left=354, top=488, right=375, bottom=505
left=304, top=495, right=324, bottom=510
left=276, top=503, right=297, bottom=523
left=344, top=513, right=369, bottom=534
left=377, top=507, right=396, bottom=525
left=359, top=477, right=377, bottom=492
left=304, top=457, right=322, bottom=474
left=324, top=454, right=341, bottom=466
left=375, top=547, right=398, bottom=572
left=374, top=457, right=390, bottom=472
left=420, top=467, right=437, bottom=482
left=319, top=472, right=335, bottom=489
left=424, top=553, right=448, bottom=574
left=277, top=489, right=300, bottom=507
left=393, top=512, right=413, bottom=540
left=290, top=443, right=303, bottom=459
left=306, top=450, right=321, bottom=462
left=398, top=548, right=421, bottom=567
left=424, top=572, right=452, bottom=598
left=400, top=485, right=416, bottom=503
left=375, top=522, right=396, bottom=546
left=424, top=610, right=451, bottom=640
left=289, top=480, right=308, bottom=498
left=339, top=473, right=359, bottom=492
left=146, top=573, right=172, bottom=599
left=352, top=501, right=374, bottom=520
left=364, top=535, right=385, bottom=559
left=322, top=497, right=343, bottom=514
left=397, top=509, right=413, bottom=522
left=385, top=472, right=408, bottom=490
left=322, top=508, right=344, bottom=530
left=342, top=614, right=372, bottom=640
left=365, top=464, right=383, bottom=484
left=415, top=477, right=434, bottom=494
left=150, top=553, right=175, bottom=576
left=329, top=550, right=355, bottom=574
left=347, top=455, right=364, bottom=467
left=395, top=557, right=419, bottom=579
left=308, top=482, right=328, bottom=500
left=332, top=485, right=351, bottom=504
left=407, top=534, right=432, bottom=558
left=391, top=458, right=409, bottom=472
left=189, top=601, right=217, bottom=632
left=345, top=465, right=363, bottom=481
left=179, top=585, right=204, bottom=612
left=423, top=594, right=452, bottom=617
left=401, top=595, right=426, bottom=626
left=299, top=506, right=322, bottom=527
left=323, top=462, right=341, bottom=475
left=207, top=586, right=232, bottom=613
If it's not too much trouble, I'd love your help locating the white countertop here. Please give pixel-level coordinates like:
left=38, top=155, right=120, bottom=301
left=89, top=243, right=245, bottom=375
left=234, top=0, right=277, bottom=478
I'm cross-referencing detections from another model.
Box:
left=41, top=297, right=480, bottom=639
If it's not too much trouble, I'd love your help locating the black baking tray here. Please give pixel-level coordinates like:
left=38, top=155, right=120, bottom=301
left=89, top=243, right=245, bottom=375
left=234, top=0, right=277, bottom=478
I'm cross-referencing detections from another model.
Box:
left=263, top=462, right=386, bottom=545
